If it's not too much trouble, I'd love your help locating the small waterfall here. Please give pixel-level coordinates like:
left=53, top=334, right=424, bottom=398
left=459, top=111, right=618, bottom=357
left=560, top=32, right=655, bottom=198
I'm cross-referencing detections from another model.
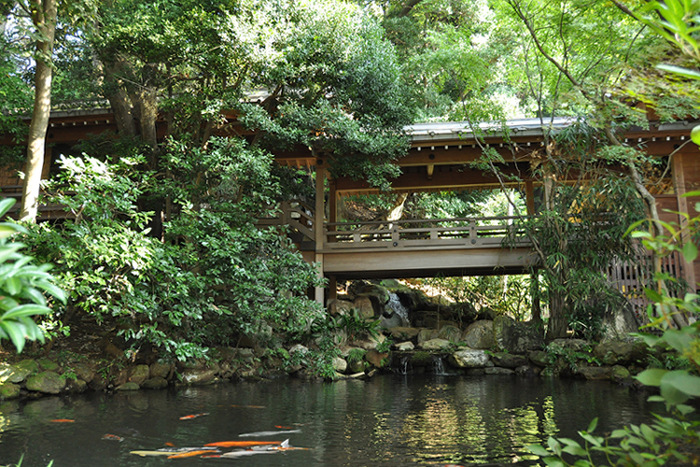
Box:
left=386, top=293, right=410, bottom=327
left=432, top=355, right=448, bottom=375
left=395, top=354, right=412, bottom=375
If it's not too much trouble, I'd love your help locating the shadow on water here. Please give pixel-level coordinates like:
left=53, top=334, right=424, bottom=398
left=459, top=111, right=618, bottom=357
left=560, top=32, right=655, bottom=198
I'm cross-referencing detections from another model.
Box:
left=0, top=374, right=655, bottom=467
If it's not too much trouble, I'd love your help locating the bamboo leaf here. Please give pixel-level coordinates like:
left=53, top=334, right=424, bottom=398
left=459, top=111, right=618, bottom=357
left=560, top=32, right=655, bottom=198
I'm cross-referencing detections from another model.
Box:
left=635, top=368, right=667, bottom=387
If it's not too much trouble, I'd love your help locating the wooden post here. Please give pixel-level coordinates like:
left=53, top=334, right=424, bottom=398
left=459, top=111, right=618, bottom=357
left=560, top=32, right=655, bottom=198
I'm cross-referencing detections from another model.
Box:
left=525, top=180, right=536, bottom=215
left=674, top=152, right=697, bottom=289
left=314, top=159, right=326, bottom=305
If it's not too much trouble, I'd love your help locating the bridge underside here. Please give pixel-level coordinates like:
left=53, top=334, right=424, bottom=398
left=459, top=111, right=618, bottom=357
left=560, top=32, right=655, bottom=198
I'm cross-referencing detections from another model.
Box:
left=321, top=246, right=537, bottom=280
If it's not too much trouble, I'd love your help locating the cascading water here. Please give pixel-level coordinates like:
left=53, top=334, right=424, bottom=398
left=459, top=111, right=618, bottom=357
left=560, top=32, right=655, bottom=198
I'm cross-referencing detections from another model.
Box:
left=432, top=355, right=448, bottom=375
left=385, top=293, right=410, bottom=327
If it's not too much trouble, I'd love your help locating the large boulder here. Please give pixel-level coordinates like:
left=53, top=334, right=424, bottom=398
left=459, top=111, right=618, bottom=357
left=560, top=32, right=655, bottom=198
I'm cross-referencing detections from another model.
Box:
left=450, top=349, right=490, bottom=368
left=128, top=365, right=150, bottom=385
left=0, top=383, right=20, bottom=400
left=328, top=299, right=354, bottom=316
left=26, top=371, right=66, bottom=394
left=493, top=317, right=544, bottom=354
left=418, top=338, right=452, bottom=351
left=593, top=341, right=647, bottom=366
left=388, top=327, right=421, bottom=341
left=353, top=296, right=375, bottom=319
left=348, top=281, right=391, bottom=305
left=462, top=320, right=495, bottom=349
left=438, top=325, right=463, bottom=343
left=600, top=298, right=641, bottom=341
left=491, top=352, right=527, bottom=368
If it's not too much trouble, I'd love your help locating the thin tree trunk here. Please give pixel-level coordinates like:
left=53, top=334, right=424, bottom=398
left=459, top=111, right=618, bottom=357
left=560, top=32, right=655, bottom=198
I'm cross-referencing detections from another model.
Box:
left=20, top=0, right=57, bottom=223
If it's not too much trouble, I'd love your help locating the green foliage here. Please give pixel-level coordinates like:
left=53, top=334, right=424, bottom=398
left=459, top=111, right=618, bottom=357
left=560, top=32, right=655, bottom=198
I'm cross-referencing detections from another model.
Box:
left=0, top=199, right=66, bottom=353
left=332, top=309, right=381, bottom=342
left=24, top=140, right=328, bottom=362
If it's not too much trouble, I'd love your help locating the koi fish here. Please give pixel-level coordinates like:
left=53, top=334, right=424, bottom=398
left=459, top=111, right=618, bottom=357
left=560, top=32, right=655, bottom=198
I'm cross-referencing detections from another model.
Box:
left=167, top=450, right=217, bottom=459
left=238, top=429, right=301, bottom=437
left=275, top=425, right=293, bottom=429
left=50, top=419, right=75, bottom=423
left=164, top=442, right=175, bottom=447
left=101, top=434, right=124, bottom=442
left=178, top=412, right=209, bottom=420
left=221, top=450, right=278, bottom=458
left=250, top=439, right=311, bottom=452
left=130, top=451, right=174, bottom=457
left=204, top=440, right=283, bottom=448
left=230, top=404, right=265, bottom=409
left=155, top=447, right=218, bottom=453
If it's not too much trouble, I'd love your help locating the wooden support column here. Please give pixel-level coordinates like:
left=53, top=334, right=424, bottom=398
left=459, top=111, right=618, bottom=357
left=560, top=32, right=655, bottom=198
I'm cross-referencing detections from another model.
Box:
left=314, top=158, right=326, bottom=305
left=674, top=152, right=697, bottom=288
left=525, top=180, right=536, bottom=215
left=328, top=275, right=337, bottom=302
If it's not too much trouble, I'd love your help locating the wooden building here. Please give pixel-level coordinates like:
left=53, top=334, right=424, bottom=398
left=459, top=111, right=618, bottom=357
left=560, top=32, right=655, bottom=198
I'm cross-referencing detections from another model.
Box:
left=2, top=109, right=699, bottom=308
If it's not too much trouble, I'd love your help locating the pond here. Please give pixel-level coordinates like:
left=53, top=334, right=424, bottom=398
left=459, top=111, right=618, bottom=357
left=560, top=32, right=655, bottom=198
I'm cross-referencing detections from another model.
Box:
left=0, top=374, right=654, bottom=467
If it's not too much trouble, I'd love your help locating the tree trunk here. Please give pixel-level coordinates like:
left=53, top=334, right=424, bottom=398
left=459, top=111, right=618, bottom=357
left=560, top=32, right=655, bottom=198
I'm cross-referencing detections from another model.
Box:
left=546, top=293, right=569, bottom=340
left=19, top=0, right=57, bottom=223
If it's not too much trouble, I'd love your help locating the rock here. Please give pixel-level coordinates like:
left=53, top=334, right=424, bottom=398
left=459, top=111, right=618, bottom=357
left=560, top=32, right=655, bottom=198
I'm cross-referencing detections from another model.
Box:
left=593, top=341, right=646, bottom=366
left=141, top=377, right=169, bottom=389
left=65, top=378, right=88, bottom=393
left=116, top=382, right=140, bottom=391
left=332, top=357, right=348, bottom=373
left=601, top=299, right=640, bottom=341
left=528, top=350, right=551, bottom=367
left=26, top=371, right=66, bottom=394
left=549, top=338, right=590, bottom=353
left=493, top=317, right=543, bottom=354
left=356, top=334, right=386, bottom=350
left=89, top=374, right=108, bottom=391
left=485, top=367, right=515, bottom=375
left=129, top=365, right=150, bottom=385
left=610, top=365, right=631, bottom=383
left=37, top=357, right=59, bottom=371
left=149, top=362, right=172, bottom=380
left=577, top=366, right=611, bottom=381
left=328, top=299, right=354, bottom=316
left=491, top=352, right=528, bottom=368
left=354, top=296, right=375, bottom=319
left=0, top=383, right=20, bottom=400
left=450, top=349, right=490, bottom=368
left=365, top=350, right=389, bottom=368
left=394, top=341, right=415, bottom=351
left=418, top=338, right=452, bottom=351
left=290, top=344, right=309, bottom=355
left=236, top=348, right=256, bottom=365
left=349, top=281, right=390, bottom=305
left=72, top=363, right=96, bottom=384
left=8, top=359, right=39, bottom=383
left=417, top=328, right=438, bottom=344
left=388, top=327, right=421, bottom=341
left=515, top=365, right=540, bottom=377
left=462, top=320, right=495, bottom=349
left=438, top=325, right=463, bottom=343
left=380, top=314, right=404, bottom=329
left=180, top=368, right=217, bottom=385
left=347, top=358, right=365, bottom=373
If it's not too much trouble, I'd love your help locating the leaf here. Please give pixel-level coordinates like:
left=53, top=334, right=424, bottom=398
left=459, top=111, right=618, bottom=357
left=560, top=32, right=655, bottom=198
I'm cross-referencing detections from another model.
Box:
left=542, top=457, right=566, bottom=467
left=527, top=445, right=551, bottom=457
left=681, top=241, right=698, bottom=262
left=1, top=304, right=51, bottom=321
left=657, top=63, right=700, bottom=80
left=660, top=371, right=700, bottom=396
left=635, top=368, right=668, bottom=387
left=0, top=198, right=16, bottom=217
left=692, top=125, right=700, bottom=146
left=0, top=320, right=26, bottom=353
left=660, top=378, right=690, bottom=406
left=586, top=418, right=598, bottom=433
left=644, top=288, right=663, bottom=303
left=662, top=329, right=693, bottom=353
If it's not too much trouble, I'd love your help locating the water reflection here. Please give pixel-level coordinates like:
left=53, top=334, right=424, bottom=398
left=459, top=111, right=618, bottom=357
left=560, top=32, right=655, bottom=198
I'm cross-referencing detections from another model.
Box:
left=0, top=375, right=653, bottom=467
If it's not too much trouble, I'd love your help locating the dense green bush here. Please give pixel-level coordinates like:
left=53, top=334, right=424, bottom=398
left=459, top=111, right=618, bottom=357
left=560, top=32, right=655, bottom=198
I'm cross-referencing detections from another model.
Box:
left=24, top=138, right=328, bottom=361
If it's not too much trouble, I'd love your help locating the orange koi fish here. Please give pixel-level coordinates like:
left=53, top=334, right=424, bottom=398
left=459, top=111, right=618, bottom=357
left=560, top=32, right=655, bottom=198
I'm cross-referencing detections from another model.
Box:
left=167, top=450, right=216, bottom=459
left=178, top=412, right=209, bottom=420
left=101, top=434, right=124, bottom=442
left=204, top=440, right=282, bottom=448
left=50, top=419, right=75, bottom=423
left=275, top=425, right=293, bottom=429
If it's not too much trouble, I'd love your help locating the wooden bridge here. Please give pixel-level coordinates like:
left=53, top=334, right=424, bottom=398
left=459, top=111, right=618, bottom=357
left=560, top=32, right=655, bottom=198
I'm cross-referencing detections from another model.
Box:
left=260, top=201, right=538, bottom=302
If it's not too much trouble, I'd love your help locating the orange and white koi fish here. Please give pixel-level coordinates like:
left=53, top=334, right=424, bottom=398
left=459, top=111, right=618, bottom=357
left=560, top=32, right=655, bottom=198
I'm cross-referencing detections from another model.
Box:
left=204, top=440, right=282, bottom=448
left=101, top=434, right=124, bottom=442
left=178, top=412, right=209, bottom=420
left=167, top=450, right=217, bottom=459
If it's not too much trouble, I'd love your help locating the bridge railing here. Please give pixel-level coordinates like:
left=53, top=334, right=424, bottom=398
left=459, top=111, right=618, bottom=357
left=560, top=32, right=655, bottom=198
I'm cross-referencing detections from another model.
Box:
left=322, top=216, right=531, bottom=251
left=257, top=200, right=315, bottom=241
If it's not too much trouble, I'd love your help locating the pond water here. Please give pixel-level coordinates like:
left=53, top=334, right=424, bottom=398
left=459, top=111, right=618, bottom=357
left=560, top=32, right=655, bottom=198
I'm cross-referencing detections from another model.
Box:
left=0, top=374, right=655, bottom=467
